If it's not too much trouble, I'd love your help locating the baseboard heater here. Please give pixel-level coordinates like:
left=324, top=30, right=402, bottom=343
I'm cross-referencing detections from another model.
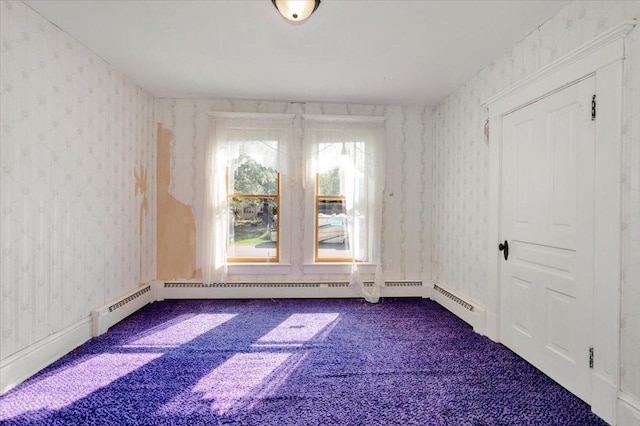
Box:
left=92, top=284, right=154, bottom=336
left=164, top=281, right=422, bottom=288
left=433, top=284, right=474, bottom=311
left=162, top=281, right=424, bottom=299
left=431, top=283, right=485, bottom=333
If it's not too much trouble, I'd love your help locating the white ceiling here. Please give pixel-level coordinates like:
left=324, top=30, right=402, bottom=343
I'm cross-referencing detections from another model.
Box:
left=25, top=0, right=569, bottom=106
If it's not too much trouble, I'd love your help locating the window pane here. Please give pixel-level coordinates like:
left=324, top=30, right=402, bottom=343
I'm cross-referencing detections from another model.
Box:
left=318, top=166, right=341, bottom=196
left=230, top=155, right=278, bottom=195
left=316, top=199, right=349, bottom=260
left=229, top=197, right=277, bottom=260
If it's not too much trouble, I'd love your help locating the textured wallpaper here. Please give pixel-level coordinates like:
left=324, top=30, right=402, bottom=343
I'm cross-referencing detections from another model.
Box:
left=0, top=1, right=156, bottom=360
left=621, top=3, right=640, bottom=400
left=3, top=0, right=637, bottom=406
left=154, top=100, right=432, bottom=284
left=432, top=0, right=640, bottom=400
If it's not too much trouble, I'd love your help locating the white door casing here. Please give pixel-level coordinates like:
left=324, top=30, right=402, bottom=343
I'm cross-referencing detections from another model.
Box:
left=499, top=76, right=595, bottom=403
left=483, top=21, right=635, bottom=424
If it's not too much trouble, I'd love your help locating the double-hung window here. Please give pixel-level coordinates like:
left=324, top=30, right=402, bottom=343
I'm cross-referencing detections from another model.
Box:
left=314, top=141, right=363, bottom=262
left=202, top=113, right=293, bottom=283
left=227, top=134, right=280, bottom=262
left=303, top=115, right=386, bottom=273
left=204, top=112, right=384, bottom=302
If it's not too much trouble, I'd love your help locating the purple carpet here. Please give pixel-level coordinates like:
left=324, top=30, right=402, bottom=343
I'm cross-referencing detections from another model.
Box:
left=0, top=298, right=607, bottom=425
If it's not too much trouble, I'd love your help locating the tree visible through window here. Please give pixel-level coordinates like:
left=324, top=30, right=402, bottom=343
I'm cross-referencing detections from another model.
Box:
left=228, top=153, right=279, bottom=262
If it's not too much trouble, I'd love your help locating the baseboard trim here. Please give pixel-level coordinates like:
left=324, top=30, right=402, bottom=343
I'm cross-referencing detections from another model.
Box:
left=484, top=311, right=499, bottom=342
left=617, top=392, right=640, bottom=426
left=0, top=317, right=92, bottom=395
left=161, top=280, right=426, bottom=300
left=591, top=372, right=618, bottom=425
left=430, top=282, right=487, bottom=335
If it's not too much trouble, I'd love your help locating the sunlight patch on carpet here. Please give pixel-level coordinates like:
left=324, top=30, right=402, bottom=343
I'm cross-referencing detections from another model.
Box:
left=0, top=353, right=162, bottom=420
left=177, top=352, right=293, bottom=415
left=254, top=313, right=340, bottom=347
left=158, top=313, right=340, bottom=417
left=124, top=313, right=237, bottom=348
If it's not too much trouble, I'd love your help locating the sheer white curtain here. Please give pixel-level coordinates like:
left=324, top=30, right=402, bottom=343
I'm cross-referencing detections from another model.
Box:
left=202, top=112, right=293, bottom=284
left=303, top=115, right=386, bottom=302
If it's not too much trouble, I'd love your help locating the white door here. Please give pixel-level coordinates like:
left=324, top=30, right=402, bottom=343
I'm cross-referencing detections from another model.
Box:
left=499, top=76, right=595, bottom=403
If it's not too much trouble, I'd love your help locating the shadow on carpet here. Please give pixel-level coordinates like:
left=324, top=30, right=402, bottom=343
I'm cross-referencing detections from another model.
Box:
left=0, top=298, right=608, bottom=425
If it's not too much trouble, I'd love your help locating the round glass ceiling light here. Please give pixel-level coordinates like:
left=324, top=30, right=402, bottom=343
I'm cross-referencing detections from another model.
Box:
left=272, top=0, right=321, bottom=22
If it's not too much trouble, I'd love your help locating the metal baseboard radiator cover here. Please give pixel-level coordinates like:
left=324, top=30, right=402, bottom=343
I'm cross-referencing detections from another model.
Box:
left=93, top=284, right=154, bottom=337
left=433, top=284, right=474, bottom=312
left=385, top=281, right=422, bottom=287
left=108, top=285, right=151, bottom=312
left=165, top=281, right=422, bottom=289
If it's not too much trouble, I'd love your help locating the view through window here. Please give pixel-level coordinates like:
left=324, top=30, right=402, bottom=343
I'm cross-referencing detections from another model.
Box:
left=227, top=148, right=279, bottom=262
left=314, top=141, right=365, bottom=262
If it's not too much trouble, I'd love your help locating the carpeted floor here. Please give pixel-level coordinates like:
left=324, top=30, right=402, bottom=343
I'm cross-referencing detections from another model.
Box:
left=0, top=298, right=607, bottom=425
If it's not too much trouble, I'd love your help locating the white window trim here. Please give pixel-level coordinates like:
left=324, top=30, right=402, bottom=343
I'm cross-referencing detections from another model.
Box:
left=303, top=262, right=377, bottom=275
left=226, top=263, right=292, bottom=275
left=301, top=114, right=386, bottom=124
left=204, top=111, right=295, bottom=277
left=209, top=111, right=295, bottom=121
left=301, top=114, right=386, bottom=276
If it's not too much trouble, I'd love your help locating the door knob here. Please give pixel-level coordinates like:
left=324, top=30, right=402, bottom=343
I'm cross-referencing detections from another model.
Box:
left=499, top=240, right=509, bottom=260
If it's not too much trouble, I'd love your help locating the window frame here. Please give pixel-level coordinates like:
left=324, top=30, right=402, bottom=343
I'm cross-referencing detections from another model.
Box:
left=226, top=166, right=280, bottom=263
left=302, top=114, right=385, bottom=273
left=314, top=173, right=352, bottom=263
left=205, top=112, right=295, bottom=280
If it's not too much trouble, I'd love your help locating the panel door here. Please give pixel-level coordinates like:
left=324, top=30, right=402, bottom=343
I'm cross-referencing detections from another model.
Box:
left=499, top=76, right=595, bottom=402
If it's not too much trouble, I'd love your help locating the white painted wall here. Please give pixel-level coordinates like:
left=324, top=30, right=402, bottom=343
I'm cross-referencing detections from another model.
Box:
left=154, top=100, right=432, bottom=284
left=0, top=0, right=156, bottom=361
left=432, top=0, right=640, bottom=408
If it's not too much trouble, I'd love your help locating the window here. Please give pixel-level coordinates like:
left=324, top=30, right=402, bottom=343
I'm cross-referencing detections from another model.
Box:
left=303, top=115, right=386, bottom=302
left=314, top=142, right=368, bottom=262
left=303, top=116, right=385, bottom=271
left=203, top=112, right=293, bottom=283
left=316, top=195, right=349, bottom=261
left=227, top=147, right=279, bottom=262
left=204, top=112, right=385, bottom=303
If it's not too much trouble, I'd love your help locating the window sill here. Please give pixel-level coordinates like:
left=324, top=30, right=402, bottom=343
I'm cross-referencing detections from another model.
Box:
left=303, top=262, right=377, bottom=275
left=227, top=263, right=292, bottom=275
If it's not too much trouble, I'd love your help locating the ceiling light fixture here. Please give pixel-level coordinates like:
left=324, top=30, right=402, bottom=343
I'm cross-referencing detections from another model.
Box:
left=272, top=0, right=320, bottom=22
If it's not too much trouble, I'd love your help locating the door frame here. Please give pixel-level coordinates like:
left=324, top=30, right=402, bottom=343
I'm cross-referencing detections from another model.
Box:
left=483, top=20, right=635, bottom=424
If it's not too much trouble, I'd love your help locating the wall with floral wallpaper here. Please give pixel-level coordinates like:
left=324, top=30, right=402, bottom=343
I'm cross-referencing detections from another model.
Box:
left=432, top=0, right=640, bottom=402
left=0, top=0, right=156, bottom=361
left=3, top=0, right=637, bottom=410
left=621, top=3, right=640, bottom=402
left=154, top=100, right=432, bottom=284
